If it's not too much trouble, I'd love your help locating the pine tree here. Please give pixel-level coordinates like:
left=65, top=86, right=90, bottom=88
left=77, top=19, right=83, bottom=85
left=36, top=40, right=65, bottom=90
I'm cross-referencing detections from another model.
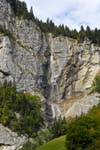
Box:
left=86, top=26, right=92, bottom=40
left=77, top=25, right=86, bottom=43
left=29, top=6, right=35, bottom=20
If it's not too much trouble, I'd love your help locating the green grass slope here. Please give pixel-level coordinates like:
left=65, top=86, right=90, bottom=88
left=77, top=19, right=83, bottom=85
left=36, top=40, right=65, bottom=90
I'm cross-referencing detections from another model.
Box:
left=37, top=135, right=66, bottom=150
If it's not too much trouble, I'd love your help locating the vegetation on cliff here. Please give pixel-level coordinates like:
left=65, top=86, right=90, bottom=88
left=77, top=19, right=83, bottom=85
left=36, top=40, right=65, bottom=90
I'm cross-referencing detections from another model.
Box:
left=0, top=25, right=15, bottom=40
left=6, top=0, right=100, bottom=45
left=7, top=0, right=35, bottom=20
left=91, top=73, right=100, bottom=93
left=6, top=0, right=95, bottom=44
left=0, top=82, right=43, bottom=137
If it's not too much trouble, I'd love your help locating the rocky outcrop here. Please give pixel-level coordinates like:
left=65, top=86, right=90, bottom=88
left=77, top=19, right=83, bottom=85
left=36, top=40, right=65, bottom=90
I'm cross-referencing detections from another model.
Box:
left=0, top=0, right=100, bottom=113
left=0, top=0, right=15, bottom=31
left=49, top=36, right=100, bottom=101
left=0, top=0, right=100, bottom=99
left=63, top=93, right=100, bottom=118
left=0, top=124, right=27, bottom=150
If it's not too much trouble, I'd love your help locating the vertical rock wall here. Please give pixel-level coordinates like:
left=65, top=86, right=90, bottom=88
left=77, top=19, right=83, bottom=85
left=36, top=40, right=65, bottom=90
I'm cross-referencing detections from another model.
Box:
left=0, top=0, right=100, bottom=123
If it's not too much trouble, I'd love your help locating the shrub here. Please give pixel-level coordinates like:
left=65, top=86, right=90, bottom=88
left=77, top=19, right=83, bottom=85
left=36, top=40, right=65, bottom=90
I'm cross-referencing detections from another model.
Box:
left=91, top=73, right=100, bottom=93
left=66, top=104, right=100, bottom=150
left=0, top=83, right=43, bottom=137
left=50, top=116, right=68, bottom=139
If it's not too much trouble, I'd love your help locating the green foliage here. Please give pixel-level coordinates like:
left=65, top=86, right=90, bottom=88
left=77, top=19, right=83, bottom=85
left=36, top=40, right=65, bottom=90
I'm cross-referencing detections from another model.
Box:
left=20, top=142, right=36, bottom=150
left=0, top=26, right=15, bottom=40
left=65, top=73, right=100, bottom=149
left=20, top=129, right=53, bottom=150
left=35, top=130, right=53, bottom=146
left=16, top=0, right=33, bottom=20
left=29, top=6, right=35, bottom=20
left=6, top=0, right=17, bottom=14
left=35, top=18, right=100, bottom=45
left=77, top=26, right=86, bottom=43
left=50, top=117, right=67, bottom=139
left=0, top=83, right=43, bottom=137
left=66, top=103, right=100, bottom=150
left=6, top=0, right=100, bottom=44
left=38, top=101, right=100, bottom=150
left=35, top=18, right=78, bottom=39
left=16, top=0, right=28, bottom=18
left=21, top=117, right=68, bottom=150
left=91, top=73, right=100, bottom=93
left=7, top=0, right=35, bottom=20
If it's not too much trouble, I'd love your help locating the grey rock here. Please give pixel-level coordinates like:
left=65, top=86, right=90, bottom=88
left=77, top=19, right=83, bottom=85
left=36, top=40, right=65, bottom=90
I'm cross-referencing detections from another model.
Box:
left=0, top=124, right=27, bottom=150
left=65, top=93, right=100, bottom=118
left=0, top=1, right=100, bottom=103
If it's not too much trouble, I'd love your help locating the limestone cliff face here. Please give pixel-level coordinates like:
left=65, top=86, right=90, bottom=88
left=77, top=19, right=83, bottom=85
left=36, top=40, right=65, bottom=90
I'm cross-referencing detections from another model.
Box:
left=0, top=0, right=100, bottom=126
left=0, top=124, right=27, bottom=150
left=49, top=36, right=100, bottom=100
left=0, top=0, right=100, bottom=149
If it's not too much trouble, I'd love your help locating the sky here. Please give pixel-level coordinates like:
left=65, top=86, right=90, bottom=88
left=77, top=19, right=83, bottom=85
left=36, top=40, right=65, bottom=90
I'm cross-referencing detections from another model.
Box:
left=21, top=0, right=100, bottom=30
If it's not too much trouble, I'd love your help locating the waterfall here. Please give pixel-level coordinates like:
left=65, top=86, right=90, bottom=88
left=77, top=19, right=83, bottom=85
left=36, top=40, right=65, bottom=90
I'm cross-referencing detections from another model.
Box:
left=56, top=83, right=60, bottom=101
left=91, top=44, right=94, bottom=53
left=50, top=79, right=60, bottom=102
left=51, top=103, right=61, bottom=119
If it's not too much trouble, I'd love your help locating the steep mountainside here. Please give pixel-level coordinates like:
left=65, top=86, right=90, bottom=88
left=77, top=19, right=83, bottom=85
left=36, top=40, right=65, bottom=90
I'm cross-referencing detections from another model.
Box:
left=0, top=0, right=100, bottom=121
left=0, top=0, right=100, bottom=150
